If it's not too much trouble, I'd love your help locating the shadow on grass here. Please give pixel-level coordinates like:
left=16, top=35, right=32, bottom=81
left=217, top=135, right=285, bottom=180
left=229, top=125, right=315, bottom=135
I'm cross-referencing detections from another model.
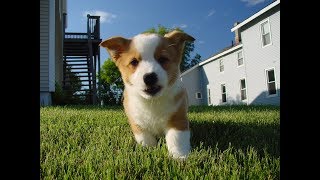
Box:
left=190, top=120, right=280, bottom=158
left=51, top=105, right=124, bottom=110
left=188, top=104, right=279, bottom=113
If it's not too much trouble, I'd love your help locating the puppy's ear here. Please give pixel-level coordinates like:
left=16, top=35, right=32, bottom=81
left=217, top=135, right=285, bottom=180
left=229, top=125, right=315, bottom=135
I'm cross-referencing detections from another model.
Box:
left=99, top=37, right=131, bottom=62
left=164, top=30, right=195, bottom=45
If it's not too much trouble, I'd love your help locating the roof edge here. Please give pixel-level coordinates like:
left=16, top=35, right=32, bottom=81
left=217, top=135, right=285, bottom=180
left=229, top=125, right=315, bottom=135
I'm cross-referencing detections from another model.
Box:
left=199, top=44, right=243, bottom=66
left=231, top=0, right=280, bottom=32
left=180, top=64, right=199, bottom=77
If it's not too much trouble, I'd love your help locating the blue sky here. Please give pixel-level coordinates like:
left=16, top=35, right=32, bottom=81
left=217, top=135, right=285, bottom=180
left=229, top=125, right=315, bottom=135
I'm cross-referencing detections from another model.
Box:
left=66, top=0, right=272, bottom=66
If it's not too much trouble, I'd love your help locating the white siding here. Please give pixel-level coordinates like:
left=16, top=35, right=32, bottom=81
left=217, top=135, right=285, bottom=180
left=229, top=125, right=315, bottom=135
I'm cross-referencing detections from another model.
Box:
left=241, top=5, right=280, bottom=105
left=180, top=66, right=203, bottom=106
left=201, top=47, right=247, bottom=105
left=48, top=0, right=56, bottom=92
left=40, top=0, right=49, bottom=92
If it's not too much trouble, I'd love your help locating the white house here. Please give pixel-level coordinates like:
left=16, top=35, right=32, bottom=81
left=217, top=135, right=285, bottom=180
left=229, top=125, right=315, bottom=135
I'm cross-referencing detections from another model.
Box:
left=181, top=0, right=280, bottom=106
left=40, top=0, right=67, bottom=105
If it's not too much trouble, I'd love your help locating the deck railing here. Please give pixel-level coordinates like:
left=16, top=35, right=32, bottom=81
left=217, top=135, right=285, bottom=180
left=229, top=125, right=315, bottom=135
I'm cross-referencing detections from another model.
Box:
left=64, top=15, right=100, bottom=40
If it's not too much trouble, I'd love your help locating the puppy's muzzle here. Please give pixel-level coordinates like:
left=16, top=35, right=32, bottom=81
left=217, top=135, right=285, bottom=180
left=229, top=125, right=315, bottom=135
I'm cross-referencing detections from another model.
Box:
left=143, top=72, right=162, bottom=96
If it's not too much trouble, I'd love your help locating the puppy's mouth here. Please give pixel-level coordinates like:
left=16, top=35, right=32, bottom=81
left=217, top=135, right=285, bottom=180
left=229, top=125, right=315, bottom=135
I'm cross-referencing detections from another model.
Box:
left=143, top=85, right=162, bottom=96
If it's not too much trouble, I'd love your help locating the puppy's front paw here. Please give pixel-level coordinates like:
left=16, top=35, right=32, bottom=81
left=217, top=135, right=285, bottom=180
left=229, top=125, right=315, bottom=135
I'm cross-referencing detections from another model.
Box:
left=134, top=132, right=157, bottom=147
left=165, top=129, right=190, bottom=160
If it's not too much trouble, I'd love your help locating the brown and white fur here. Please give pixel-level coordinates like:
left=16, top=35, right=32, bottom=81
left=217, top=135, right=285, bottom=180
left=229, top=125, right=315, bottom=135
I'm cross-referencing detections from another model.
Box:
left=100, top=30, right=195, bottom=159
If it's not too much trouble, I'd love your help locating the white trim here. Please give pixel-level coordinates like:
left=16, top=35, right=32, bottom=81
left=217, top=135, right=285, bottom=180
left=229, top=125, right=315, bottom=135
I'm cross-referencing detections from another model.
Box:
left=48, top=0, right=56, bottom=92
left=265, top=67, right=278, bottom=97
left=180, top=64, right=199, bottom=77
left=195, top=92, right=202, bottom=99
left=260, top=18, right=273, bottom=48
left=199, top=44, right=243, bottom=66
left=231, top=0, right=280, bottom=32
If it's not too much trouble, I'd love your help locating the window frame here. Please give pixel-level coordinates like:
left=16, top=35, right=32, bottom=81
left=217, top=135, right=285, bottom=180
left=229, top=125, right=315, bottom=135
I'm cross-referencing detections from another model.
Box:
left=265, top=68, right=277, bottom=97
left=207, top=85, right=212, bottom=105
left=219, top=59, right=224, bottom=72
left=260, top=18, right=272, bottom=48
left=221, top=83, right=227, bottom=103
left=239, top=78, right=247, bottom=101
left=195, top=92, right=202, bottom=99
left=237, top=50, right=244, bottom=67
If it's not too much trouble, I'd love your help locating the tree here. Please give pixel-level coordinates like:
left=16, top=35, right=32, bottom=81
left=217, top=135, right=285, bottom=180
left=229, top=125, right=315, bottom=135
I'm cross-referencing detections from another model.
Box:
left=52, top=66, right=82, bottom=105
left=144, top=25, right=198, bottom=72
left=190, top=53, right=202, bottom=68
left=99, top=59, right=123, bottom=105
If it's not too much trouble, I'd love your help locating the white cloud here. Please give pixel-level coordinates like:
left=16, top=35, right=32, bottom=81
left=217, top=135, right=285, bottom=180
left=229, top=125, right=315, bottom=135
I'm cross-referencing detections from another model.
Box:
left=198, top=40, right=205, bottom=44
left=241, top=0, right=266, bottom=6
left=172, top=24, right=188, bottom=29
left=207, top=9, right=216, bottom=17
left=83, top=10, right=117, bottom=23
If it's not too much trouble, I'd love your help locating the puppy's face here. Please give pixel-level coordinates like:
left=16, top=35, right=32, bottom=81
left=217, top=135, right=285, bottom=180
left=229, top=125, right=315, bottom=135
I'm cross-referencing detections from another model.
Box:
left=100, top=30, right=195, bottom=99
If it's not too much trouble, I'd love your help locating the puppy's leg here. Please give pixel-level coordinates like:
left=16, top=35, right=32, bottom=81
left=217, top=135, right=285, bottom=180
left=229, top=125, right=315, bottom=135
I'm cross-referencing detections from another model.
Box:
left=165, top=128, right=190, bottom=159
left=166, top=94, right=190, bottom=159
left=134, top=131, right=157, bottom=147
left=129, top=119, right=157, bottom=147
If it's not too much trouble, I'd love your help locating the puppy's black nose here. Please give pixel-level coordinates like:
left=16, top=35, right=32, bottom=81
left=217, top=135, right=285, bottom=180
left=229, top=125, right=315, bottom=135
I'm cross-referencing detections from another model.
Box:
left=143, top=72, right=158, bottom=86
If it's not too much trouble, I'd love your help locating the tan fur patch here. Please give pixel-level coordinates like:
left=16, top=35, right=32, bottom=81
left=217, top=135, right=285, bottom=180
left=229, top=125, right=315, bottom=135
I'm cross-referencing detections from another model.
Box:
left=115, top=45, right=142, bottom=85
left=167, top=89, right=189, bottom=131
left=154, top=39, right=182, bottom=86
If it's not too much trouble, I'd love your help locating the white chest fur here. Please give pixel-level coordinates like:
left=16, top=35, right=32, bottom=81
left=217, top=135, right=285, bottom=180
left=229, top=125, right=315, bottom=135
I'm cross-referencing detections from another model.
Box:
left=126, top=82, right=183, bottom=136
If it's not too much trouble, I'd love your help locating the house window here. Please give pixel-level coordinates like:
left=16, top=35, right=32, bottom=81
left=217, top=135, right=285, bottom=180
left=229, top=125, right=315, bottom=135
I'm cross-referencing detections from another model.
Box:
left=266, top=69, right=276, bottom=95
left=240, top=79, right=247, bottom=100
left=261, top=20, right=271, bottom=46
left=221, top=84, right=227, bottom=103
left=196, top=92, right=202, bottom=99
left=219, top=59, right=224, bottom=72
left=207, top=88, right=211, bottom=105
left=237, top=51, right=243, bottom=66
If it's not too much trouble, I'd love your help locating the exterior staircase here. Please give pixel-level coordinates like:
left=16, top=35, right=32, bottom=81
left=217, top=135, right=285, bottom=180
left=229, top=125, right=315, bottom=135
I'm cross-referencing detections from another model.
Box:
left=63, top=15, right=102, bottom=104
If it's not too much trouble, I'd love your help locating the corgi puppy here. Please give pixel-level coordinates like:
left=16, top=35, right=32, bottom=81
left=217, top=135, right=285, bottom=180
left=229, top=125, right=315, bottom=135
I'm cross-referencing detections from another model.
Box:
left=100, top=30, right=195, bottom=159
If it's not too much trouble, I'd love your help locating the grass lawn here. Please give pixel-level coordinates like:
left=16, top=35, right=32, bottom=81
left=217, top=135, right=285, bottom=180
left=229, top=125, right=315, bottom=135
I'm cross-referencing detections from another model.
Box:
left=40, top=105, right=280, bottom=179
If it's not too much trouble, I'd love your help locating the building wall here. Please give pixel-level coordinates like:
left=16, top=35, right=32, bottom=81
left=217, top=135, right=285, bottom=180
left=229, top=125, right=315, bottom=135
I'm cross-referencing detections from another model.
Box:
left=201, top=47, right=246, bottom=106
left=180, top=66, right=203, bottom=106
left=55, top=0, right=64, bottom=87
left=240, top=5, right=280, bottom=105
left=40, top=0, right=66, bottom=105
left=40, top=0, right=49, bottom=92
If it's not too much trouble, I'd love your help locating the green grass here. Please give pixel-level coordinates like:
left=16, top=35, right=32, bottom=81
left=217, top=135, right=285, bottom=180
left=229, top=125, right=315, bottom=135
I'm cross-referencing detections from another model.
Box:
left=40, top=105, right=280, bottom=179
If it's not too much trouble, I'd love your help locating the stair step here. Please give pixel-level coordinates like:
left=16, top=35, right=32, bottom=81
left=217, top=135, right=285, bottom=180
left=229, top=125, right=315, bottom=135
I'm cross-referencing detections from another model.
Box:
left=65, top=63, right=88, bottom=66
left=65, top=67, right=90, bottom=70
left=64, top=56, right=88, bottom=59
left=72, top=94, right=93, bottom=96
left=65, top=71, right=91, bottom=74
left=65, top=60, right=89, bottom=63
left=62, top=89, right=92, bottom=92
left=63, top=79, right=93, bottom=82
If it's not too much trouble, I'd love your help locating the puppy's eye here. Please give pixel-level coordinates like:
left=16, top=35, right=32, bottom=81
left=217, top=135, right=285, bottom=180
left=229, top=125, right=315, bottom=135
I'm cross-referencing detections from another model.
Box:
left=158, top=57, right=169, bottom=65
left=130, top=58, right=139, bottom=67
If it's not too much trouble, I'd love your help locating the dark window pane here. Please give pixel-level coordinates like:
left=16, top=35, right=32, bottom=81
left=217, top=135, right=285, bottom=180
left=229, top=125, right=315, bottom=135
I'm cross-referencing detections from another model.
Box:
left=238, top=58, right=243, bottom=65
left=263, top=33, right=271, bottom=45
left=268, top=82, right=276, bottom=95
left=208, top=89, right=211, bottom=104
left=241, top=79, right=246, bottom=89
left=222, top=94, right=226, bottom=102
left=222, top=85, right=226, bottom=93
left=241, top=90, right=247, bottom=100
left=268, top=69, right=275, bottom=82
